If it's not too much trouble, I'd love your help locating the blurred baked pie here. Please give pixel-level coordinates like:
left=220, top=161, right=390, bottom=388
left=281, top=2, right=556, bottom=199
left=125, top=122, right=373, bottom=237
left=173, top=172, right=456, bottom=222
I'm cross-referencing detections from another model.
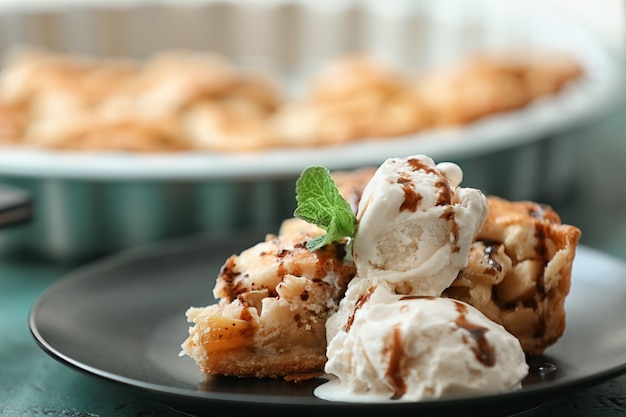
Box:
left=0, top=48, right=582, bottom=152
left=416, top=52, right=583, bottom=126
left=271, top=52, right=582, bottom=146
left=271, top=55, right=432, bottom=147
left=0, top=48, right=281, bottom=152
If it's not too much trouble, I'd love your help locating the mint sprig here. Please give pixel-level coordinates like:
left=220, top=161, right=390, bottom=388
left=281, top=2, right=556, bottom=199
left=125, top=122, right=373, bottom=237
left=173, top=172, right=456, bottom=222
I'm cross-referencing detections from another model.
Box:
left=294, top=165, right=357, bottom=251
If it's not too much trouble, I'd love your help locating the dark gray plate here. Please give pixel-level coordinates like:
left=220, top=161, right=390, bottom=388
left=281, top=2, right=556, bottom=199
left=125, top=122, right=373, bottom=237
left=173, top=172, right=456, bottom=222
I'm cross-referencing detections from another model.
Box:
left=29, top=234, right=626, bottom=417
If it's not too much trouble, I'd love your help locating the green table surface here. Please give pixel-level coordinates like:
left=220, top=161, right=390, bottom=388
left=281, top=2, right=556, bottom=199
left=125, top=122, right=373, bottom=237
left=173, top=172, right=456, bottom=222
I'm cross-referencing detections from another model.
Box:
left=3, top=98, right=626, bottom=417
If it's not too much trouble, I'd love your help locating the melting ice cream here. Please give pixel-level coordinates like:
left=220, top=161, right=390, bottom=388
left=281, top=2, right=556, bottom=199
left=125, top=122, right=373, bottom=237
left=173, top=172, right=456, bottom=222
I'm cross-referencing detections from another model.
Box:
left=317, top=282, right=528, bottom=402
left=352, top=155, right=488, bottom=295
left=319, top=155, right=528, bottom=402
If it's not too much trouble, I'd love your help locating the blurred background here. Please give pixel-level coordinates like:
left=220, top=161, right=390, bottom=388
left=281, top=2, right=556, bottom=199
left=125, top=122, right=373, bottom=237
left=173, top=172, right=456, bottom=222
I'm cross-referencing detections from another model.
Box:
left=0, top=0, right=624, bottom=264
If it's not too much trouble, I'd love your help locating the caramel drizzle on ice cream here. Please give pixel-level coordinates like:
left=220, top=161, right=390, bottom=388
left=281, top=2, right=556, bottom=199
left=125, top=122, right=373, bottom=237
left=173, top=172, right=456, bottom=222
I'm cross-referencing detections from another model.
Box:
left=397, top=175, right=422, bottom=212
left=454, top=300, right=496, bottom=367
left=440, top=207, right=461, bottom=253
left=435, top=180, right=453, bottom=206
left=382, top=296, right=498, bottom=400
left=344, top=285, right=376, bottom=332
left=384, top=325, right=407, bottom=400
left=406, top=157, right=439, bottom=175
left=403, top=157, right=453, bottom=207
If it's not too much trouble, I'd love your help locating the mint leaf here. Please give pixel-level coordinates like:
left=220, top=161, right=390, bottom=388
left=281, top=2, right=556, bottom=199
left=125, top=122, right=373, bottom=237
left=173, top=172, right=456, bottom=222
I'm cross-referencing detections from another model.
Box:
left=294, top=166, right=356, bottom=251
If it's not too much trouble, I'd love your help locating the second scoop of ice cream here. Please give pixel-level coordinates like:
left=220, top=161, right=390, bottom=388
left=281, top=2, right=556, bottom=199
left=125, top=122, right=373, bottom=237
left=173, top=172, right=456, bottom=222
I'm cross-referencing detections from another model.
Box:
left=352, top=155, right=488, bottom=296
left=319, top=283, right=529, bottom=402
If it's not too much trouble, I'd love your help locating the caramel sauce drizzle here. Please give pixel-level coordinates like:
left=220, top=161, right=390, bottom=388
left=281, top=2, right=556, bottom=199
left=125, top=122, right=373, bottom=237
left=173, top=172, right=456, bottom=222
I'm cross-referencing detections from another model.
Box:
left=345, top=285, right=376, bottom=332
left=454, top=301, right=496, bottom=367
left=398, top=176, right=422, bottom=212
left=384, top=325, right=407, bottom=400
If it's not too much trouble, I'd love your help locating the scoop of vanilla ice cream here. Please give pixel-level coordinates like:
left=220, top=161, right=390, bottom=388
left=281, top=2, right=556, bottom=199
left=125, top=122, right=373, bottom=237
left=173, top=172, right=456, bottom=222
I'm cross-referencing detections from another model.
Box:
left=321, top=283, right=528, bottom=402
left=352, top=155, right=488, bottom=296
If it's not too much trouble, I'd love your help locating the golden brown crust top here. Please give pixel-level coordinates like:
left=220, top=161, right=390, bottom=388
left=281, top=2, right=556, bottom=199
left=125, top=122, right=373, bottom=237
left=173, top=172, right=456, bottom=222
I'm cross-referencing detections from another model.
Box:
left=0, top=48, right=582, bottom=152
left=0, top=48, right=281, bottom=152
left=182, top=232, right=356, bottom=379
left=415, top=52, right=583, bottom=127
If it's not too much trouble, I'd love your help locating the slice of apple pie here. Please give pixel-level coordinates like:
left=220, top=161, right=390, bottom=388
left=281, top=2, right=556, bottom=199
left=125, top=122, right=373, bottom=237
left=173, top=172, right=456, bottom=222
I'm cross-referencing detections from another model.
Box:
left=443, top=196, right=582, bottom=355
left=181, top=231, right=355, bottom=381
